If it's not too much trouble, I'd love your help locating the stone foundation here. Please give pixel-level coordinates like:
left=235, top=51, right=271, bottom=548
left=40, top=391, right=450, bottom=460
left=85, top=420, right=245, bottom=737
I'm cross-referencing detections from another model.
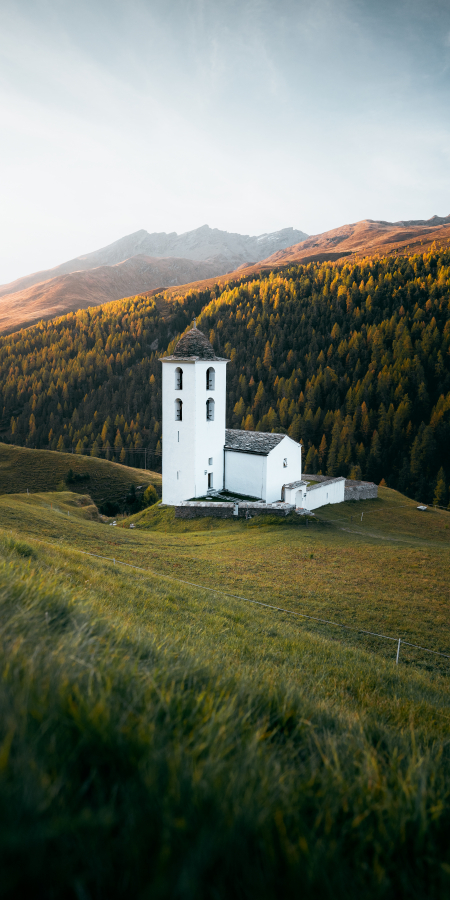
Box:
left=175, top=501, right=294, bottom=519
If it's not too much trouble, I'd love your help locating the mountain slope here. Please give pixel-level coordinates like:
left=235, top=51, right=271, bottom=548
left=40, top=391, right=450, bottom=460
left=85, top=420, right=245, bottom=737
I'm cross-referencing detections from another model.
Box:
left=255, top=216, right=450, bottom=268
left=0, top=255, right=227, bottom=334
left=0, top=225, right=308, bottom=300
left=0, top=225, right=308, bottom=334
left=0, top=246, right=449, bottom=507
left=139, top=216, right=450, bottom=303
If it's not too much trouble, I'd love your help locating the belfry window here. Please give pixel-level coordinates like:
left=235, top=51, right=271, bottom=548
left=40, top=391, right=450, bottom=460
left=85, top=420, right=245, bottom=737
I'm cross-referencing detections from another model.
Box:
left=206, top=367, right=215, bottom=390
left=175, top=367, right=183, bottom=390
left=175, top=399, right=183, bottom=421
left=206, top=398, right=215, bottom=421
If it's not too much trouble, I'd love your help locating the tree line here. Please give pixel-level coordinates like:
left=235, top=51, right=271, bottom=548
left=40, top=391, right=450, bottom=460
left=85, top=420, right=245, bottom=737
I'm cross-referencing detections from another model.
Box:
left=0, top=248, right=449, bottom=506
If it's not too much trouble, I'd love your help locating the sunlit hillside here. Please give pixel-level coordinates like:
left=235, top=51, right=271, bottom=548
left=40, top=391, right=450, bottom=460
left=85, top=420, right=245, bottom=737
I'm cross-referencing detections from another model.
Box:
left=0, top=442, right=160, bottom=511
left=0, top=248, right=449, bottom=504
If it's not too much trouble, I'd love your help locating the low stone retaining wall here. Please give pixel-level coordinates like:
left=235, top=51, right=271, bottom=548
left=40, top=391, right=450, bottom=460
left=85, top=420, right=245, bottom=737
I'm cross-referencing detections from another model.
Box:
left=175, top=501, right=294, bottom=519
left=344, top=480, right=378, bottom=501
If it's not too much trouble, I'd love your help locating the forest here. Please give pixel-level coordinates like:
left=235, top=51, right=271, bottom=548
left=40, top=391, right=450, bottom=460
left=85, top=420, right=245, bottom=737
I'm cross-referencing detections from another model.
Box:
left=0, top=247, right=449, bottom=506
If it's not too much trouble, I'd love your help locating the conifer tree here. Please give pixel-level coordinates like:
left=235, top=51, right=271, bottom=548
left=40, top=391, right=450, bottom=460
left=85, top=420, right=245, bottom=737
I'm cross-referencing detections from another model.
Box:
left=433, top=467, right=446, bottom=507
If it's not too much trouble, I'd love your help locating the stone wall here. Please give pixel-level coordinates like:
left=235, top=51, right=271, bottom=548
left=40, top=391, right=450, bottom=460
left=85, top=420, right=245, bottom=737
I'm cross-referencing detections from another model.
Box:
left=344, top=480, right=378, bottom=501
left=175, top=501, right=294, bottom=519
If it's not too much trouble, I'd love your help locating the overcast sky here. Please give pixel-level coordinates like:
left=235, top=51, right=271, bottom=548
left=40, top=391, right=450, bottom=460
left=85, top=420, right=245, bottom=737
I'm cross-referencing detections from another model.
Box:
left=1, top=0, right=450, bottom=283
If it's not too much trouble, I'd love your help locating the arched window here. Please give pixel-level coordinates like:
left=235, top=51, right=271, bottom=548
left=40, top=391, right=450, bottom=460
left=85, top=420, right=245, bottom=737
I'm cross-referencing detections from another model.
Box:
left=175, top=399, right=183, bottom=421
left=175, top=367, right=183, bottom=390
left=206, top=398, right=215, bottom=421
left=206, top=367, right=215, bottom=390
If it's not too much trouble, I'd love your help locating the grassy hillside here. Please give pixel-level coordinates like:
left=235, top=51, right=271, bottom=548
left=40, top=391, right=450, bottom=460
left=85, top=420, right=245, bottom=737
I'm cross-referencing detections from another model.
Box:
left=0, top=248, right=449, bottom=504
left=0, top=442, right=161, bottom=507
left=0, top=487, right=449, bottom=896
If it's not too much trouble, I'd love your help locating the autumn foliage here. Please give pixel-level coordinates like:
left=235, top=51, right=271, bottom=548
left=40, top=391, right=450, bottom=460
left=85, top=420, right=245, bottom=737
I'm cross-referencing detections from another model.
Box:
left=1, top=248, right=449, bottom=506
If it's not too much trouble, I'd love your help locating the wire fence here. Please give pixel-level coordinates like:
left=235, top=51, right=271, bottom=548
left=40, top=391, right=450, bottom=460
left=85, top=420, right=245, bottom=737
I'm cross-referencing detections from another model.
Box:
left=55, top=446, right=162, bottom=470
left=29, top=528, right=450, bottom=670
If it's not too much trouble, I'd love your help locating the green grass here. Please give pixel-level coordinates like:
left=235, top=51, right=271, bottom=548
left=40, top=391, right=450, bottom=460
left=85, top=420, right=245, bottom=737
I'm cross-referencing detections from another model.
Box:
left=0, top=485, right=449, bottom=897
left=0, top=441, right=161, bottom=506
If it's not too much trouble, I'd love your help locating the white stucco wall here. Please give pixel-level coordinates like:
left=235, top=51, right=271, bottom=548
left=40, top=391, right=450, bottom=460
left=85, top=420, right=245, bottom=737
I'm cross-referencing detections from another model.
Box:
left=297, top=477, right=345, bottom=511
left=225, top=434, right=301, bottom=502
left=265, top=436, right=302, bottom=503
left=224, top=450, right=266, bottom=498
left=161, top=357, right=228, bottom=505
left=284, top=481, right=308, bottom=505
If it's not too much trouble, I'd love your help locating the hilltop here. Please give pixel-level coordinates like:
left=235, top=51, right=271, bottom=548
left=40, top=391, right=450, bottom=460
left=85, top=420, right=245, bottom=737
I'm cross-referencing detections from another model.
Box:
left=0, top=225, right=308, bottom=334
left=258, top=215, right=450, bottom=269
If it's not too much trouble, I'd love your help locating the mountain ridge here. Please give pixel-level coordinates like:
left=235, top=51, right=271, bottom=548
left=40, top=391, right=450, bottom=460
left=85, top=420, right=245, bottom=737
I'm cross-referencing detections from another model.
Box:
left=157, top=216, right=450, bottom=300
left=0, top=224, right=308, bottom=334
left=0, top=225, right=309, bottom=299
left=3, top=216, right=450, bottom=336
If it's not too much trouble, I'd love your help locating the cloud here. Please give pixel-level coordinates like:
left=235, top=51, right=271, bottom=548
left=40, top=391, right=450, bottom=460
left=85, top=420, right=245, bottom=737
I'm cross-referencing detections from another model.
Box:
left=0, top=0, right=450, bottom=281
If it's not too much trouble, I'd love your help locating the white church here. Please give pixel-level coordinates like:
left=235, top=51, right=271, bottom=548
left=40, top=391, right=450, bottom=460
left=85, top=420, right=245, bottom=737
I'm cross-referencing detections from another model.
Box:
left=160, top=324, right=346, bottom=511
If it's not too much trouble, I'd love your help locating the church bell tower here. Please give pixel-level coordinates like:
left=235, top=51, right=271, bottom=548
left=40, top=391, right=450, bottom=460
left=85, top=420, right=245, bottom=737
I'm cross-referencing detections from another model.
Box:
left=160, top=324, right=229, bottom=505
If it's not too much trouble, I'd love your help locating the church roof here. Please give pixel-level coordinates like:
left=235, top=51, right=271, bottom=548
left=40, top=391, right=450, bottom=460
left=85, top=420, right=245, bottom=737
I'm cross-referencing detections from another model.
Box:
left=172, top=326, right=218, bottom=360
left=224, top=429, right=286, bottom=455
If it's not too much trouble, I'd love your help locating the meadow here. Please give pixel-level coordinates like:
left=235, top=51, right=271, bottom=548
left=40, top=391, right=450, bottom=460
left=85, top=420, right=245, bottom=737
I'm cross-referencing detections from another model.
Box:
left=0, top=481, right=450, bottom=897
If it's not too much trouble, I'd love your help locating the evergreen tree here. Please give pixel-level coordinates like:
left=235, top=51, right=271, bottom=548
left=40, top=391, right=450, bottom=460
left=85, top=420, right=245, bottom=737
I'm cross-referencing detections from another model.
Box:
left=433, top=467, right=447, bottom=507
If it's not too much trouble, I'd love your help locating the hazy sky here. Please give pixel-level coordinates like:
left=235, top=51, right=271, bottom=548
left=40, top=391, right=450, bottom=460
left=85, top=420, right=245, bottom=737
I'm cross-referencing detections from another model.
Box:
left=1, top=0, right=450, bottom=283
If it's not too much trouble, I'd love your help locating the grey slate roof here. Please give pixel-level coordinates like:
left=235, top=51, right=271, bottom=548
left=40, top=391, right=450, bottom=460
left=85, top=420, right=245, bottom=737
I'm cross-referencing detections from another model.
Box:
left=172, top=326, right=218, bottom=360
left=224, top=429, right=286, bottom=455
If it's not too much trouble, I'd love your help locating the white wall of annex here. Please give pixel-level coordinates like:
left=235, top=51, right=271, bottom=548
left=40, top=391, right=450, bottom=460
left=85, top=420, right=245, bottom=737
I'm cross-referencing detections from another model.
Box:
left=299, top=478, right=345, bottom=511
left=284, top=481, right=307, bottom=505
left=224, top=451, right=266, bottom=499
left=266, top=436, right=302, bottom=503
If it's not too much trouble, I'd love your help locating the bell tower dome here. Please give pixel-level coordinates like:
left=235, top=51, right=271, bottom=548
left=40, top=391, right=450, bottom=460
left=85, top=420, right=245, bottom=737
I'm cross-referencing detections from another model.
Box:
left=160, top=324, right=229, bottom=505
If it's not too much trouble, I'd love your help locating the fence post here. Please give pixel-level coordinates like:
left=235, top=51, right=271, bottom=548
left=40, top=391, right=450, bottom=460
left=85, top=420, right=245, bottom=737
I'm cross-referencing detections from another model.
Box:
left=396, top=638, right=401, bottom=664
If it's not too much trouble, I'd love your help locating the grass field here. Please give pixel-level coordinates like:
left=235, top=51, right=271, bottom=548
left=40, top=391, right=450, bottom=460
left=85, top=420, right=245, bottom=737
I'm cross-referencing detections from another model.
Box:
left=0, top=441, right=161, bottom=506
left=0, top=483, right=450, bottom=897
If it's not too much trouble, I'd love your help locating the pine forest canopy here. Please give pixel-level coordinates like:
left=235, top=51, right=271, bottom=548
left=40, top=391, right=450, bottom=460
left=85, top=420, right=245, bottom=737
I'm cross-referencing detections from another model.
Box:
left=0, top=248, right=449, bottom=508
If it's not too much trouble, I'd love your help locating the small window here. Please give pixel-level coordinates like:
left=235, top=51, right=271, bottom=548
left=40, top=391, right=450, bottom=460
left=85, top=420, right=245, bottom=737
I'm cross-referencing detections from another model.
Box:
left=283, top=458, right=288, bottom=468
left=206, top=398, right=215, bottom=421
left=208, top=473, right=213, bottom=489
left=208, top=457, right=213, bottom=465
left=175, top=367, right=183, bottom=390
left=177, top=471, right=180, bottom=480
left=175, top=399, right=183, bottom=421
left=206, top=367, right=215, bottom=390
